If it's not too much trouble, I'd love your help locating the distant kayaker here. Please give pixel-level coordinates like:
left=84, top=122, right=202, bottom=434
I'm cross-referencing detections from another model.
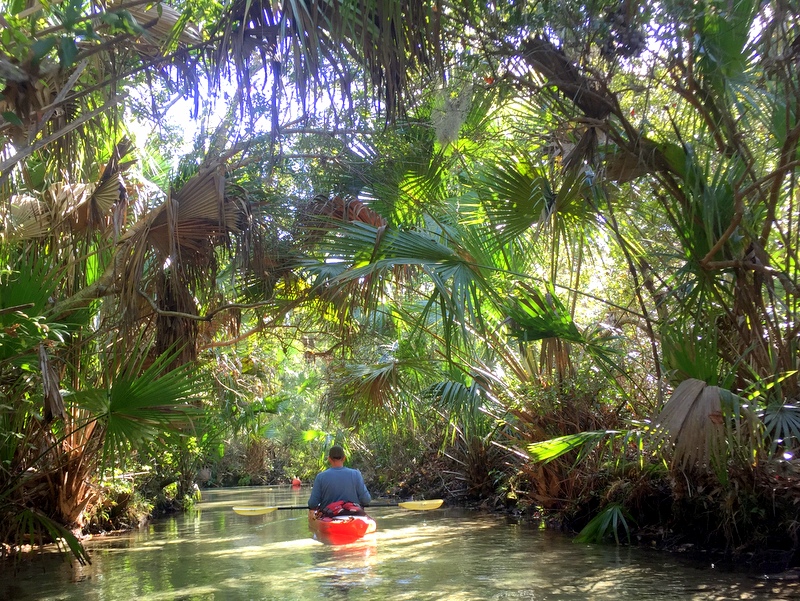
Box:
left=308, top=445, right=371, bottom=515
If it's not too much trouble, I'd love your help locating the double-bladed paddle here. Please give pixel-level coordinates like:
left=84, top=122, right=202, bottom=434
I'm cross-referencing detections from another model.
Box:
left=232, top=499, right=443, bottom=515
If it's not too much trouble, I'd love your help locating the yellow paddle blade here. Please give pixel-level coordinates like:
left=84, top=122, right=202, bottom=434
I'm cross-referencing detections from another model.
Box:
left=397, top=499, right=443, bottom=510
left=232, top=506, right=277, bottom=516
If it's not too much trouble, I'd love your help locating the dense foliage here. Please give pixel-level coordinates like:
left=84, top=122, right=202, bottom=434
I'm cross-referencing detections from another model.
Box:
left=1, top=0, right=799, bottom=565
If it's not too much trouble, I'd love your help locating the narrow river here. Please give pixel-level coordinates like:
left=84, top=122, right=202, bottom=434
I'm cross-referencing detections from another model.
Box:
left=3, top=486, right=798, bottom=600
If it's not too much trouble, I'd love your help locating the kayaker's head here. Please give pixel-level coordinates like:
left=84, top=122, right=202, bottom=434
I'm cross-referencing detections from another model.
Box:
left=328, top=445, right=346, bottom=466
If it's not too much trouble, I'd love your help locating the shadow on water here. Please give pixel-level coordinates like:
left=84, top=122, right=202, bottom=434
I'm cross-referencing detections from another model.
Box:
left=2, top=487, right=800, bottom=600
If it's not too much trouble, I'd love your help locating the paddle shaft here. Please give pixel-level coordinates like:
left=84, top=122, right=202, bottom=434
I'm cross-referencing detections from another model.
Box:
left=233, top=499, right=442, bottom=515
left=271, top=503, right=405, bottom=511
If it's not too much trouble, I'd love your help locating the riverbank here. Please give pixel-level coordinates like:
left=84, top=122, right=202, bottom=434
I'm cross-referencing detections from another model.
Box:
left=384, top=451, right=800, bottom=576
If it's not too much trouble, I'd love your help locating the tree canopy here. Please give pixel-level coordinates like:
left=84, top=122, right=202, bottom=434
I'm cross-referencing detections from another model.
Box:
left=1, top=0, right=800, bottom=558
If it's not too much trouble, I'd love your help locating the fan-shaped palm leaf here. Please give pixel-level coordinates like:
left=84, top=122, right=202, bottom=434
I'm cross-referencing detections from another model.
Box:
left=0, top=253, right=65, bottom=364
left=696, top=0, right=757, bottom=93
left=1, top=506, right=91, bottom=565
left=574, top=502, right=634, bottom=544
left=762, top=403, right=800, bottom=456
left=423, top=378, right=493, bottom=442
left=305, top=220, right=492, bottom=331
left=3, top=138, right=130, bottom=241
left=652, top=378, right=762, bottom=472
left=501, top=282, right=583, bottom=343
left=3, top=195, right=52, bottom=240
left=324, top=353, right=439, bottom=428
left=71, top=348, right=201, bottom=469
left=472, top=156, right=555, bottom=239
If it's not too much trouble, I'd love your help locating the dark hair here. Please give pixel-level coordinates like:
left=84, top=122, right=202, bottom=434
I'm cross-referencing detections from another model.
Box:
left=328, top=445, right=345, bottom=460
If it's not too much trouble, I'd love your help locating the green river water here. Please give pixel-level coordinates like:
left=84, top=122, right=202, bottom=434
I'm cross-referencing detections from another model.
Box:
left=2, top=486, right=799, bottom=600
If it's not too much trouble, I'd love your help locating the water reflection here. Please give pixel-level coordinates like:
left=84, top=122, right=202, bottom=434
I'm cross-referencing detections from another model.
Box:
left=2, top=486, right=799, bottom=600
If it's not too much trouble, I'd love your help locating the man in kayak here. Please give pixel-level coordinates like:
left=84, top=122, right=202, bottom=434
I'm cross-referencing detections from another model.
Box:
left=308, top=445, right=371, bottom=516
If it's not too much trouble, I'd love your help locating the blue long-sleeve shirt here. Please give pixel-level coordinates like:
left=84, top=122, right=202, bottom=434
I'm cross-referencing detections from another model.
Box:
left=307, top=466, right=371, bottom=509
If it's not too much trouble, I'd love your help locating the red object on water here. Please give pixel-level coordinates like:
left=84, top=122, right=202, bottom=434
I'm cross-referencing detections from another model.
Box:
left=308, top=514, right=377, bottom=545
left=291, top=477, right=302, bottom=487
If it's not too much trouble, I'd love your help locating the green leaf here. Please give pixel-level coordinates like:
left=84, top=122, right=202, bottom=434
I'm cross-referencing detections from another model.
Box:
left=117, top=10, right=148, bottom=36
left=502, top=283, right=583, bottom=343
left=100, top=12, right=122, bottom=27
left=762, top=404, right=800, bottom=455
left=6, top=506, right=90, bottom=564
left=574, top=503, right=634, bottom=544
left=696, top=0, right=757, bottom=92
left=72, top=348, right=201, bottom=469
left=63, top=0, right=83, bottom=29
left=527, top=430, right=618, bottom=463
left=58, top=36, right=79, bottom=68
left=657, top=142, right=687, bottom=180
left=1, top=111, right=23, bottom=127
left=30, top=37, right=58, bottom=65
left=82, top=22, right=100, bottom=40
left=8, top=0, right=27, bottom=15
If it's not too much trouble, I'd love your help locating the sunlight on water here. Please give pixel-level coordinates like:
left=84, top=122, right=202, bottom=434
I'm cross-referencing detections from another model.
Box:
left=2, top=487, right=799, bottom=601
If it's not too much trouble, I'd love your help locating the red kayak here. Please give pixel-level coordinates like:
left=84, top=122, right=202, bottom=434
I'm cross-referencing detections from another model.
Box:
left=308, top=512, right=377, bottom=545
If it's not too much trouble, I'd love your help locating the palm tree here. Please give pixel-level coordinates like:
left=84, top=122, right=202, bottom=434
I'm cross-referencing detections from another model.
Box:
left=286, top=0, right=800, bottom=543
left=1, top=0, right=799, bottom=555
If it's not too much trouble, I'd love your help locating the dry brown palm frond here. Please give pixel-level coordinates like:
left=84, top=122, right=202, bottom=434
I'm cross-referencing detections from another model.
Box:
left=143, top=166, right=246, bottom=263
left=48, top=181, right=93, bottom=220
left=3, top=195, right=52, bottom=240
left=39, top=343, right=67, bottom=424
left=293, top=194, right=387, bottom=246
left=0, top=64, right=63, bottom=144
left=539, top=337, right=575, bottom=382
left=652, top=378, right=763, bottom=471
left=653, top=379, right=723, bottom=469
left=35, top=173, right=125, bottom=236
left=57, top=140, right=132, bottom=234
left=115, top=156, right=250, bottom=346
left=171, top=168, right=227, bottom=222
left=91, top=173, right=126, bottom=215
left=153, top=269, right=198, bottom=365
left=123, top=2, right=202, bottom=49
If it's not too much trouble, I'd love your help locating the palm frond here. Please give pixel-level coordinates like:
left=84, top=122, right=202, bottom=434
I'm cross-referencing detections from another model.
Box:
left=762, top=404, right=800, bottom=456
left=3, top=506, right=91, bottom=564
left=659, top=312, right=731, bottom=387
left=124, top=2, right=202, bottom=53
left=213, top=0, right=443, bottom=121
left=473, top=155, right=556, bottom=247
left=305, top=219, right=492, bottom=330
left=324, top=352, right=438, bottom=429
left=501, top=282, right=583, bottom=343
left=423, top=378, right=492, bottom=441
left=695, top=0, right=757, bottom=92
left=527, top=430, right=624, bottom=465
left=3, top=195, right=52, bottom=240
left=652, top=379, right=720, bottom=469
left=574, top=503, right=634, bottom=545
left=0, top=253, right=66, bottom=366
left=72, top=348, right=201, bottom=469
left=652, top=378, right=762, bottom=472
